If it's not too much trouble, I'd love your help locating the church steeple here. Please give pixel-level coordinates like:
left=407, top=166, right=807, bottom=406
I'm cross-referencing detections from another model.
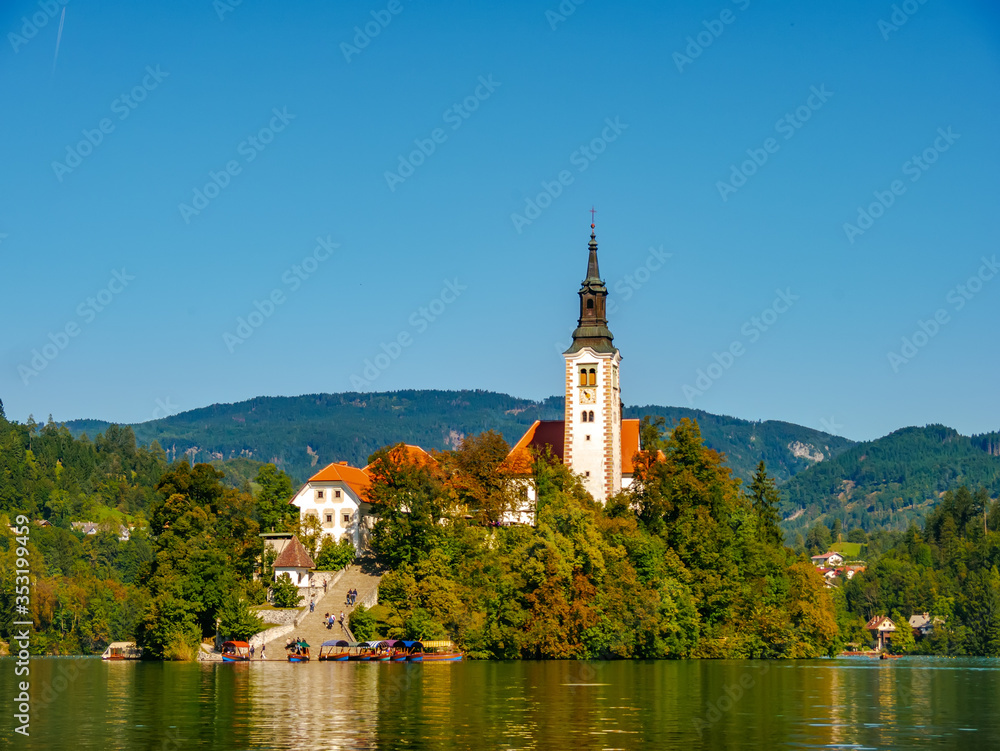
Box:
left=565, top=222, right=616, bottom=355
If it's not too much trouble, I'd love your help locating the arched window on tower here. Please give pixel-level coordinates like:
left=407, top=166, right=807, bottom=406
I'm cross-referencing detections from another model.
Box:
left=588, top=368, right=597, bottom=386
left=580, top=410, right=587, bottom=422
left=588, top=410, right=594, bottom=422
left=586, top=299, right=594, bottom=309
left=579, top=368, right=587, bottom=386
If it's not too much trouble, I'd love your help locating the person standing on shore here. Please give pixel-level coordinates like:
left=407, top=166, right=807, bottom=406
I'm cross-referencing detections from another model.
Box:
left=261, top=643, right=266, bottom=660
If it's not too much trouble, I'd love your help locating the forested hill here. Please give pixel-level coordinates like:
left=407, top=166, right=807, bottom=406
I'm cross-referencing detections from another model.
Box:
left=63, top=390, right=852, bottom=484
left=780, top=425, right=1000, bottom=535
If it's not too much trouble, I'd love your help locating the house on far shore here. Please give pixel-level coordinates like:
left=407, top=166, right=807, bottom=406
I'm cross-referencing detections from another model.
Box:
left=810, top=551, right=844, bottom=567
left=71, top=521, right=132, bottom=541
left=909, top=612, right=945, bottom=638
left=272, top=535, right=315, bottom=587
left=865, top=615, right=897, bottom=651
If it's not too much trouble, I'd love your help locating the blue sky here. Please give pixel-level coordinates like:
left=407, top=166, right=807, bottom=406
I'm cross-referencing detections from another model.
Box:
left=1, top=0, right=998, bottom=441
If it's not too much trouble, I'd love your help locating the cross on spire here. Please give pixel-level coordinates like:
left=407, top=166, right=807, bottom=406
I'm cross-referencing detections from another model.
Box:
left=589, top=206, right=597, bottom=227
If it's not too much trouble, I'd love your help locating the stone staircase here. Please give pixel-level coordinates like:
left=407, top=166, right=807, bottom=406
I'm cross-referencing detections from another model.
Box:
left=289, top=565, right=383, bottom=653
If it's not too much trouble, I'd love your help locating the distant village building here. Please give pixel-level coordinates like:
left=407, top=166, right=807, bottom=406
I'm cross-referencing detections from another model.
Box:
left=865, top=615, right=897, bottom=651
left=810, top=551, right=844, bottom=567
left=272, top=535, right=315, bottom=586
left=71, top=521, right=132, bottom=541
left=908, top=612, right=945, bottom=638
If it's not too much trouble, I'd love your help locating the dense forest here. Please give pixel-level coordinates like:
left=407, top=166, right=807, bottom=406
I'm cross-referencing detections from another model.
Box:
left=799, top=486, right=1000, bottom=656
left=1, top=399, right=838, bottom=659
left=0, top=402, right=296, bottom=657
left=357, top=420, right=837, bottom=658
left=780, top=425, right=1000, bottom=535
left=4, top=397, right=999, bottom=659
left=63, top=389, right=852, bottom=484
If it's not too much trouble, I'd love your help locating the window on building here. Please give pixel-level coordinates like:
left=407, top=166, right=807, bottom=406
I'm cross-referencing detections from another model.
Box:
left=587, top=299, right=594, bottom=309
left=588, top=368, right=597, bottom=386
left=579, top=368, right=587, bottom=386
left=581, top=410, right=588, bottom=422
left=585, top=435, right=590, bottom=441
left=585, top=471, right=590, bottom=477
left=334, top=490, right=341, bottom=498
left=588, top=410, right=594, bottom=421
left=316, top=490, right=324, bottom=499
left=342, top=513, right=352, bottom=524
left=326, top=514, right=333, bottom=523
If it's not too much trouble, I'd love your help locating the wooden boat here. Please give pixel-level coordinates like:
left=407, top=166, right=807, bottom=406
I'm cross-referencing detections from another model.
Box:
left=412, top=640, right=463, bottom=662
left=392, top=640, right=422, bottom=661
left=347, top=641, right=376, bottom=661
left=880, top=652, right=904, bottom=660
left=286, top=640, right=311, bottom=662
left=220, top=641, right=250, bottom=662
left=101, top=641, right=142, bottom=660
left=318, top=639, right=351, bottom=661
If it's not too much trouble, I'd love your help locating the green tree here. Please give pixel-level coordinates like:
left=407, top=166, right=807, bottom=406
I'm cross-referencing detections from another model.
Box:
left=805, top=523, right=832, bottom=554
left=349, top=604, right=377, bottom=641
left=271, top=573, right=301, bottom=609
left=367, top=444, right=447, bottom=569
left=448, top=431, right=516, bottom=524
left=315, top=537, right=356, bottom=571
left=218, top=593, right=265, bottom=641
left=747, top=461, right=784, bottom=545
left=890, top=609, right=915, bottom=653
left=254, top=464, right=296, bottom=532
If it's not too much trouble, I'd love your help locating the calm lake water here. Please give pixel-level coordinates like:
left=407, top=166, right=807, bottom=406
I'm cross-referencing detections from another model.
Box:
left=3, top=656, right=999, bottom=749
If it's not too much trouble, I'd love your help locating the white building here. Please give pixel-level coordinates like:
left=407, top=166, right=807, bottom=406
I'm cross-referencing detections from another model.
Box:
left=289, top=461, right=372, bottom=552
left=508, top=224, right=642, bottom=504
left=289, top=446, right=434, bottom=551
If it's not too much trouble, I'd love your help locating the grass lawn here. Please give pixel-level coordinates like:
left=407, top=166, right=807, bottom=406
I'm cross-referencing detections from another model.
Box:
left=830, top=541, right=864, bottom=558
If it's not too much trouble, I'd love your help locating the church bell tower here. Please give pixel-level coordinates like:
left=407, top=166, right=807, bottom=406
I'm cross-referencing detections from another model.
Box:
left=562, top=221, right=622, bottom=502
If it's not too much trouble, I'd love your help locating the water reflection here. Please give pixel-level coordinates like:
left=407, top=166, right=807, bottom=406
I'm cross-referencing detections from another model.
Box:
left=7, top=656, right=1000, bottom=750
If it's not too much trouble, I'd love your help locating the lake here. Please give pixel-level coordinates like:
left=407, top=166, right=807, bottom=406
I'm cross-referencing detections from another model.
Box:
left=5, top=656, right=999, bottom=749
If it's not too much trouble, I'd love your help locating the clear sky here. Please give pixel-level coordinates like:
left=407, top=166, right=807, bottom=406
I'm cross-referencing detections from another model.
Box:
left=1, top=0, right=998, bottom=441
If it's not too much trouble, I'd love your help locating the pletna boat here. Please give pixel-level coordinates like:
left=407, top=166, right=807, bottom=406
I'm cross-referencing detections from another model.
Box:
left=417, top=640, right=463, bottom=661
left=318, top=639, right=351, bottom=661
left=347, top=641, right=376, bottom=661
left=392, top=640, right=422, bottom=661
left=221, top=641, right=251, bottom=662
left=286, top=640, right=311, bottom=662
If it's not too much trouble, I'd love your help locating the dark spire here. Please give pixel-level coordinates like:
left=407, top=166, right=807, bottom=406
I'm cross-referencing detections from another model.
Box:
left=565, top=219, right=616, bottom=355
left=585, top=226, right=601, bottom=282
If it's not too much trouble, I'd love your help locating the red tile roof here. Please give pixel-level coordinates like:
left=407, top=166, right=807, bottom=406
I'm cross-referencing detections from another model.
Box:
left=272, top=535, right=315, bottom=569
left=307, top=462, right=372, bottom=502
left=505, top=418, right=643, bottom=476
left=865, top=615, right=896, bottom=632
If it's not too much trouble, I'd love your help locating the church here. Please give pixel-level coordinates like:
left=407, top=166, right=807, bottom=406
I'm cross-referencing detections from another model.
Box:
left=506, top=222, right=643, bottom=504
left=290, top=222, right=642, bottom=547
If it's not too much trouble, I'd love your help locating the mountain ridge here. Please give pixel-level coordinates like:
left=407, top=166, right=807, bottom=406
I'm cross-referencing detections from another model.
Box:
left=62, top=389, right=852, bottom=485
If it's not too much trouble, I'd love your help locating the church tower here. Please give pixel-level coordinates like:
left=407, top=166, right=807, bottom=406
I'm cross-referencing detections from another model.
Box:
left=563, top=222, right=622, bottom=502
